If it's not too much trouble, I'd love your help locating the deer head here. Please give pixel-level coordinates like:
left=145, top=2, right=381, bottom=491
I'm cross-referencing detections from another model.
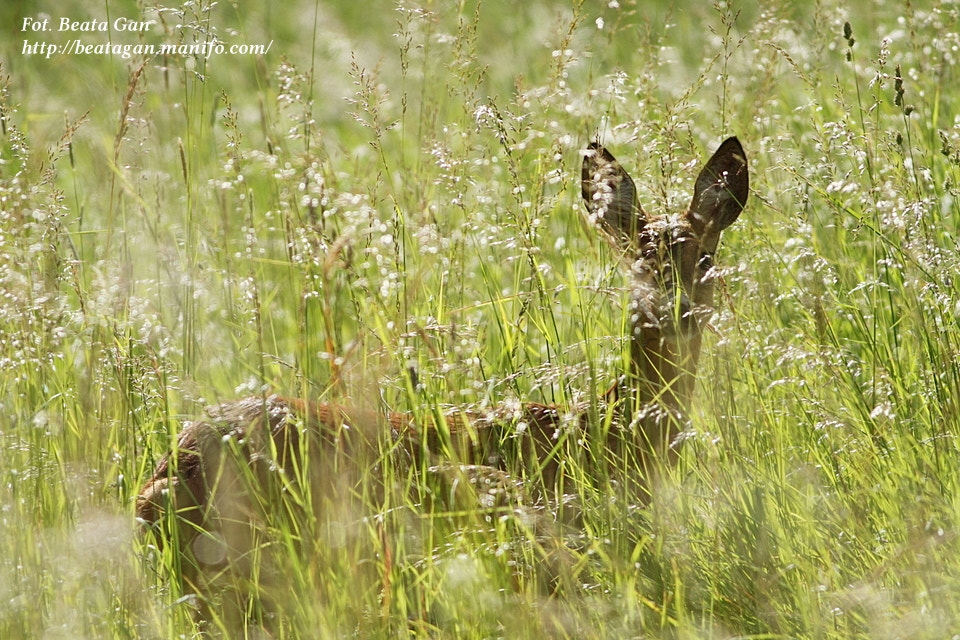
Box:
left=582, top=137, right=748, bottom=462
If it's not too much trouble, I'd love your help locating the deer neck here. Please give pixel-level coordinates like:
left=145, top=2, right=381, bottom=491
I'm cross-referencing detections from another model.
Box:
left=620, top=297, right=706, bottom=464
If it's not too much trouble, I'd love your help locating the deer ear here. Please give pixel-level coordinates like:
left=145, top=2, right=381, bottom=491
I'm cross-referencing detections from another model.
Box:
left=687, top=137, right=748, bottom=251
left=582, top=143, right=646, bottom=249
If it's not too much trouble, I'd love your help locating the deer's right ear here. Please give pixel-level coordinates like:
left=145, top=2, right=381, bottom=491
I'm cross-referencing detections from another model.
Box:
left=687, top=137, right=748, bottom=251
left=581, top=143, right=645, bottom=248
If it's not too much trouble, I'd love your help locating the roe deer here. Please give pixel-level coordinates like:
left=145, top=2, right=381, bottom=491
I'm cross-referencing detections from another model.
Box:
left=581, top=136, right=749, bottom=476
left=136, top=136, right=748, bottom=622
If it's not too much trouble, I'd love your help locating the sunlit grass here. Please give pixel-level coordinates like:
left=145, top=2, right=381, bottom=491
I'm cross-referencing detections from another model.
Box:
left=1, top=0, right=959, bottom=637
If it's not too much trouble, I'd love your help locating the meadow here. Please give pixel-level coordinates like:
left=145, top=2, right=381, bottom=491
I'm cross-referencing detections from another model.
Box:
left=1, top=0, right=959, bottom=637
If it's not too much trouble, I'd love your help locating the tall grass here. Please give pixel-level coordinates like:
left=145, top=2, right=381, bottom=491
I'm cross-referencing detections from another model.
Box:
left=1, top=0, right=959, bottom=637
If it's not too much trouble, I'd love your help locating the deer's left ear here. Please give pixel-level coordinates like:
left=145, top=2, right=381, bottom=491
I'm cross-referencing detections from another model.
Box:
left=686, top=137, right=748, bottom=252
left=582, top=142, right=647, bottom=251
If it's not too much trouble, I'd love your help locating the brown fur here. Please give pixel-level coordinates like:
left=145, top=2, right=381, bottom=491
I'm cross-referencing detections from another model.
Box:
left=135, top=394, right=572, bottom=530
left=136, top=137, right=748, bottom=628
